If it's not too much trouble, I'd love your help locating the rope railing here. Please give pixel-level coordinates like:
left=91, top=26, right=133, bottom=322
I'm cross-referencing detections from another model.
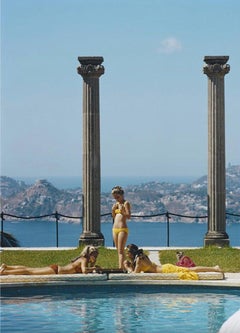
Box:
left=1, top=210, right=239, bottom=221
left=226, top=212, right=240, bottom=217
left=1, top=212, right=56, bottom=220
left=1, top=210, right=239, bottom=247
left=131, top=212, right=166, bottom=218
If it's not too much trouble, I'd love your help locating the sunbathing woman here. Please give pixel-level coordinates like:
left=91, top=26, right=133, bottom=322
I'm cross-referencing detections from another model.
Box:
left=0, top=245, right=100, bottom=275
left=112, top=186, right=131, bottom=269
left=124, top=244, right=223, bottom=279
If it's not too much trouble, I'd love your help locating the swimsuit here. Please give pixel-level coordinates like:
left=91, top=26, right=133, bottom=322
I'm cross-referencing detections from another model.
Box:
left=114, top=201, right=130, bottom=215
left=49, top=264, right=58, bottom=274
left=113, top=201, right=129, bottom=235
left=73, top=267, right=82, bottom=273
left=112, top=228, right=129, bottom=235
left=134, top=254, right=156, bottom=273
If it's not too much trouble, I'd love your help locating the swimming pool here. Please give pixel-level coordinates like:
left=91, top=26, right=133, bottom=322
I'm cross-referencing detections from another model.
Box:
left=1, top=285, right=240, bottom=333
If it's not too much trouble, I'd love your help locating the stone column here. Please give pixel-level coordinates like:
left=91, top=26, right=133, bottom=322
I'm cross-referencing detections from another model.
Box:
left=77, top=56, right=105, bottom=246
left=203, top=56, right=230, bottom=246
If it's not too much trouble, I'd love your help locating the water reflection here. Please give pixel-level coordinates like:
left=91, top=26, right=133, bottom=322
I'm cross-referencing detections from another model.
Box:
left=1, top=292, right=240, bottom=333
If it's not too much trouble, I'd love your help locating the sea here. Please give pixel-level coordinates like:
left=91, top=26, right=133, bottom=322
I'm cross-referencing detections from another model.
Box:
left=3, top=175, right=240, bottom=248
left=1, top=221, right=239, bottom=248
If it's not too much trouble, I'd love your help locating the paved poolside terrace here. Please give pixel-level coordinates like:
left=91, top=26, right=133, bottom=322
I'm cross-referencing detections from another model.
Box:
left=1, top=247, right=239, bottom=288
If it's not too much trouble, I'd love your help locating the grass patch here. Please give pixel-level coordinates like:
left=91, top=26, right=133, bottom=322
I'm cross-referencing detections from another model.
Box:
left=1, top=247, right=239, bottom=272
left=0, top=247, right=119, bottom=269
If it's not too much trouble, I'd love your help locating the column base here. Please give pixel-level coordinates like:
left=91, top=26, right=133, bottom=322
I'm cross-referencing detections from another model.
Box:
left=204, top=231, right=230, bottom=247
left=79, top=232, right=105, bottom=247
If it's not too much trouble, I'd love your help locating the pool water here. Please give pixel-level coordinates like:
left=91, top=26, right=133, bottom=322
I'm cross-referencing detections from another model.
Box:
left=1, top=285, right=240, bottom=333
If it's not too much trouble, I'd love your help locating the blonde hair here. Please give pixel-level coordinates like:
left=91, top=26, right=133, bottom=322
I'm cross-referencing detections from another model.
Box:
left=112, top=186, right=124, bottom=195
left=71, top=245, right=99, bottom=263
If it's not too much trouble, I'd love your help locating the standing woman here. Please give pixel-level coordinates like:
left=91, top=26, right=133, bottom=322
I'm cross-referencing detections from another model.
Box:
left=112, top=186, right=131, bottom=269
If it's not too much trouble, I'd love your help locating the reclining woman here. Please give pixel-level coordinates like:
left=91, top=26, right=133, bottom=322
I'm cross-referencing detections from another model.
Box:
left=124, top=244, right=223, bottom=280
left=0, top=245, right=99, bottom=275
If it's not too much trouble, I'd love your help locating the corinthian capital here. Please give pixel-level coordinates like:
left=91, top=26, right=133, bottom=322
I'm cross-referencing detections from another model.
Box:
left=77, top=56, right=105, bottom=78
left=203, top=56, right=230, bottom=76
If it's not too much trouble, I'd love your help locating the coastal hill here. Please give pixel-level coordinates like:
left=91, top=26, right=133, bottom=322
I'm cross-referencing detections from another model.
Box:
left=1, top=165, right=239, bottom=223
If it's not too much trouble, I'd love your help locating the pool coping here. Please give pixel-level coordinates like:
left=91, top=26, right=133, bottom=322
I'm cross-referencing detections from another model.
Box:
left=1, top=272, right=239, bottom=289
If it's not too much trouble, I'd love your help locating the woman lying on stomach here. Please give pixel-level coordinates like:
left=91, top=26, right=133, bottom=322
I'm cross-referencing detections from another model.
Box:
left=124, top=244, right=223, bottom=280
left=0, top=245, right=100, bottom=275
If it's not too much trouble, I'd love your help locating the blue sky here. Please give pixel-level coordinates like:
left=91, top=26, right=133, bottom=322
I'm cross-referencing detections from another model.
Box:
left=1, top=0, right=240, bottom=180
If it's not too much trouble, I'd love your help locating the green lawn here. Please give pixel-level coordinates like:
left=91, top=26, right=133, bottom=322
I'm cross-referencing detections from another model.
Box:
left=1, top=247, right=240, bottom=272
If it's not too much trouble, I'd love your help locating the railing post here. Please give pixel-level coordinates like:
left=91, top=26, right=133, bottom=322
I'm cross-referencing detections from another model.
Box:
left=55, top=211, right=59, bottom=247
left=1, top=212, right=4, bottom=247
left=166, top=212, right=170, bottom=247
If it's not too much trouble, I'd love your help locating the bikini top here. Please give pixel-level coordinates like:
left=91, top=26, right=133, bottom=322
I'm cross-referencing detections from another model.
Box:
left=133, top=251, right=150, bottom=265
left=114, top=201, right=127, bottom=214
left=133, top=252, right=155, bottom=272
left=74, top=266, right=82, bottom=273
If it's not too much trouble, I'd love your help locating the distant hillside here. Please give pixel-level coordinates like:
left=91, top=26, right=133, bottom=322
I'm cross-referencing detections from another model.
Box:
left=0, top=178, right=82, bottom=219
left=1, top=165, right=240, bottom=223
left=0, top=176, right=28, bottom=197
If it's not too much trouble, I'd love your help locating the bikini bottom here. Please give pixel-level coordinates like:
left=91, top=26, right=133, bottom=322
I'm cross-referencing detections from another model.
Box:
left=49, top=264, right=58, bottom=274
left=112, top=228, right=129, bottom=236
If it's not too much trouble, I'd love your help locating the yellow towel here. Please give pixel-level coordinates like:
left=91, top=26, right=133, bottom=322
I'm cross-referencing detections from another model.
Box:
left=162, top=264, right=198, bottom=280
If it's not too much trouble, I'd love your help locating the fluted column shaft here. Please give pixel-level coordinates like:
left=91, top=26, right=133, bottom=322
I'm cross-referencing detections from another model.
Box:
left=77, top=57, right=105, bottom=246
left=203, top=56, right=230, bottom=246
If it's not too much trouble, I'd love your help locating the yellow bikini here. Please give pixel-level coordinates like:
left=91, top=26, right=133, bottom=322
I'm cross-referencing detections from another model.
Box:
left=112, top=228, right=129, bottom=235
left=113, top=203, right=129, bottom=235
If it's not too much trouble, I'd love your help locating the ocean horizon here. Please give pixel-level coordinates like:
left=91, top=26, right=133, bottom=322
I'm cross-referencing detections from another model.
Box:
left=14, top=175, right=199, bottom=192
